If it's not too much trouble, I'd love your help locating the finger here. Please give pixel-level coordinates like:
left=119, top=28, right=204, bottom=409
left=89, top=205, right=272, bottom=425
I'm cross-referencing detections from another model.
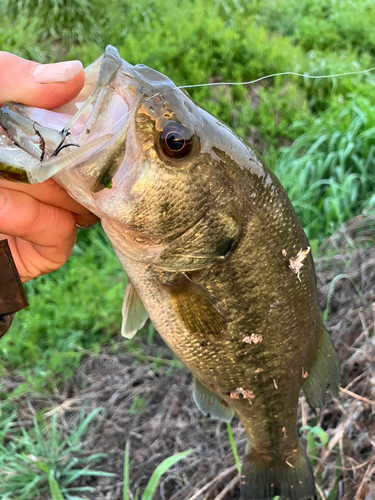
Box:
left=0, top=52, right=84, bottom=110
left=0, top=178, right=99, bottom=227
left=0, top=187, right=76, bottom=250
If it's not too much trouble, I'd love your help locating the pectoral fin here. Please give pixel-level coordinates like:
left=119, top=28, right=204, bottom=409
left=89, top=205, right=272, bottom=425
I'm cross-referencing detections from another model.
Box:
left=167, top=275, right=226, bottom=341
left=193, top=378, right=234, bottom=422
left=121, top=281, right=149, bottom=339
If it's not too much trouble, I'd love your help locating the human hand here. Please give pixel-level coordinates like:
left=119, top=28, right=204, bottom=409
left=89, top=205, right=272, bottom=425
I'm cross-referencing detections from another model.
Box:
left=0, top=52, right=99, bottom=283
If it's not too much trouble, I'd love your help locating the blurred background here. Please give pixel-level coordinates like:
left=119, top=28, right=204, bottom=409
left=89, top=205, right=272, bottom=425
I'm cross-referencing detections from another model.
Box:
left=1, top=1, right=375, bottom=499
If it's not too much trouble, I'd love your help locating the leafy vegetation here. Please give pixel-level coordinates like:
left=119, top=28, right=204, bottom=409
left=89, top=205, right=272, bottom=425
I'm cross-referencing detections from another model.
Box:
left=0, top=407, right=114, bottom=499
left=276, top=95, right=375, bottom=239
left=258, top=0, right=375, bottom=55
left=300, top=424, right=340, bottom=500
left=0, top=406, right=192, bottom=500
left=0, top=227, right=124, bottom=392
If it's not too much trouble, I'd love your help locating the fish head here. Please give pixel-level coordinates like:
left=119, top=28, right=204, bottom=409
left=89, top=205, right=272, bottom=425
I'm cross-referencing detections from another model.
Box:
left=0, top=46, right=257, bottom=268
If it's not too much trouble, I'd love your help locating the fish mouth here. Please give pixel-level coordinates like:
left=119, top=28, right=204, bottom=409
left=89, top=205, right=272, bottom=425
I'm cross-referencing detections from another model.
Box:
left=0, top=46, right=138, bottom=184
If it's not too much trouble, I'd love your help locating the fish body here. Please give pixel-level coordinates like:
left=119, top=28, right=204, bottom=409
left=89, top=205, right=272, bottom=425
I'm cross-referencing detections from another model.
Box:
left=0, top=46, right=339, bottom=499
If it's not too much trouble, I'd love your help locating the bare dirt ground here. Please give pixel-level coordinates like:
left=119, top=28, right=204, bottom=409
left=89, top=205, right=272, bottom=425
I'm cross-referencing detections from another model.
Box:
left=5, top=214, right=375, bottom=500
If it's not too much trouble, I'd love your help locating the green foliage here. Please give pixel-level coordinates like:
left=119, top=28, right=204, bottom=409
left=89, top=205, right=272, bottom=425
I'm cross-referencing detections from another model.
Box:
left=0, top=407, right=115, bottom=499
left=0, top=14, right=48, bottom=62
left=296, top=49, right=375, bottom=113
left=300, top=424, right=340, bottom=499
left=0, top=226, right=124, bottom=389
left=140, top=450, right=195, bottom=499
left=276, top=95, right=375, bottom=239
left=123, top=441, right=194, bottom=499
left=258, top=0, right=375, bottom=55
left=300, top=424, right=329, bottom=468
left=128, top=396, right=147, bottom=415
left=1, top=0, right=106, bottom=46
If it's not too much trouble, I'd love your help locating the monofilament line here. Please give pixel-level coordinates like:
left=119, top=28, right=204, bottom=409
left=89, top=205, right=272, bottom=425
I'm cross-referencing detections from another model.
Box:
left=107, top=65, right=375, bottom=129
left=176, top=67, right=375, bottom=91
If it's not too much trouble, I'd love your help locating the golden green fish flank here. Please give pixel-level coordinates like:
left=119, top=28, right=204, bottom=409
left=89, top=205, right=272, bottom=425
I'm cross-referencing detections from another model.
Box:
left=123, top=106, right=320, bottom=451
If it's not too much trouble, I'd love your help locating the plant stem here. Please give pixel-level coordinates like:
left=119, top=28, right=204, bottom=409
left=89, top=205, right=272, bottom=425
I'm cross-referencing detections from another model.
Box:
left=226, top=422, right=241, bottom=474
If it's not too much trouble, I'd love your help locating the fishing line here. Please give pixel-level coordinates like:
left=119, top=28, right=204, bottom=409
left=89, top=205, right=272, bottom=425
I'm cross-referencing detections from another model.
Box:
left=54, top=65, right=375, bottom=157
left=176, top=67, right=375, bottom=91
left=145, top=66, right=375, bottom=102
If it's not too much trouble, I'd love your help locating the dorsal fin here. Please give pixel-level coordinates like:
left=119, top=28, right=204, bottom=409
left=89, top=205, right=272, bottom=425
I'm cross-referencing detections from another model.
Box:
left=121, top=281, right=149, bottom=339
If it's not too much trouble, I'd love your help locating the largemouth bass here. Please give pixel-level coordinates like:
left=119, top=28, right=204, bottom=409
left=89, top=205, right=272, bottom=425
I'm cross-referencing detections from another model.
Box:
left=0, top=46, right=339, bottom=500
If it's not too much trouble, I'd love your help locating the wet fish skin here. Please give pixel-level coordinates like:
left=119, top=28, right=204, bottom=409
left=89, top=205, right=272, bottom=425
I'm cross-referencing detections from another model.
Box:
left=0, top=48, right=339, bottom=499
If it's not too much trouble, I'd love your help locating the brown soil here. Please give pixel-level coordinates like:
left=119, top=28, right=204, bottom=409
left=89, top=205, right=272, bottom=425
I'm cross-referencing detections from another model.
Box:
left=5, top=214, right=375, bottom=499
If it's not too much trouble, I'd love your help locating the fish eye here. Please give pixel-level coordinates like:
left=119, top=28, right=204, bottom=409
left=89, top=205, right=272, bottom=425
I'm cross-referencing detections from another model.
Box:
left=160, top=123, right=193, bottom=159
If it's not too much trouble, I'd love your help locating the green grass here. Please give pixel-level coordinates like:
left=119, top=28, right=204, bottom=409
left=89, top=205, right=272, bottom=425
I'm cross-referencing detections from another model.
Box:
left=123, top=441, right=194, bottom=500
left=139, top=450, right=194, bottom=500
left=0, top=407, right=192, bottom=500
left=0, top=407, right=114, bottom=499
left=0, top=226, right=125, bottom=391
left=258, top=0, right=375, bottom=55
left=1, top=0, right=106, bottom=47
left=300, top=424, right=340, bottom=500
left=226, top=422, right=241, bottom=474
left=275, top=94, right=375, bottom=239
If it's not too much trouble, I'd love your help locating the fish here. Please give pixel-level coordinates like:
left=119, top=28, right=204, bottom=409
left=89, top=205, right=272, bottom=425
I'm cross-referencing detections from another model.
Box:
left=0, top=46, right=340, bottom=500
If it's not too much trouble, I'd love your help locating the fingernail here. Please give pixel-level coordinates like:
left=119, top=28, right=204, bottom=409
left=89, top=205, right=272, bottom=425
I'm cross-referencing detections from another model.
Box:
left=32, top=60, right=83, bottom=84
left=0, top=192, right=6, bottom=210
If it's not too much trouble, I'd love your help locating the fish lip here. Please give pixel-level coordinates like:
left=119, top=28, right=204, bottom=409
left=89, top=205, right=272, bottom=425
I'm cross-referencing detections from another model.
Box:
left=0, top=49, right=177, bottom=166
left=0, top=71, right=137, bottom=181
left=0, top=48, right=178, bottom=183
left=0, top=85, right=133, bottom=152
left=0, top=47, right=139, bottom=164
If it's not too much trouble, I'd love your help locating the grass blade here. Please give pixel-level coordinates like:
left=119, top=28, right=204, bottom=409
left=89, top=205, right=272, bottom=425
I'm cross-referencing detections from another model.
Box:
left=227, top=422, right=241, bottom=474
left=48, top=474, right=65, bottom=500
left=70, top=408, right=104, bottom=447
left=123, top=440, right=130, bottom=500
left=141, top=450, right=194, bottom=500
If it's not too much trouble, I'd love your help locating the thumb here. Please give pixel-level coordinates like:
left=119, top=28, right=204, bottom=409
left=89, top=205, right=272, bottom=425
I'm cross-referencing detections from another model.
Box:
left=0, top=52, right=84, bottom=110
